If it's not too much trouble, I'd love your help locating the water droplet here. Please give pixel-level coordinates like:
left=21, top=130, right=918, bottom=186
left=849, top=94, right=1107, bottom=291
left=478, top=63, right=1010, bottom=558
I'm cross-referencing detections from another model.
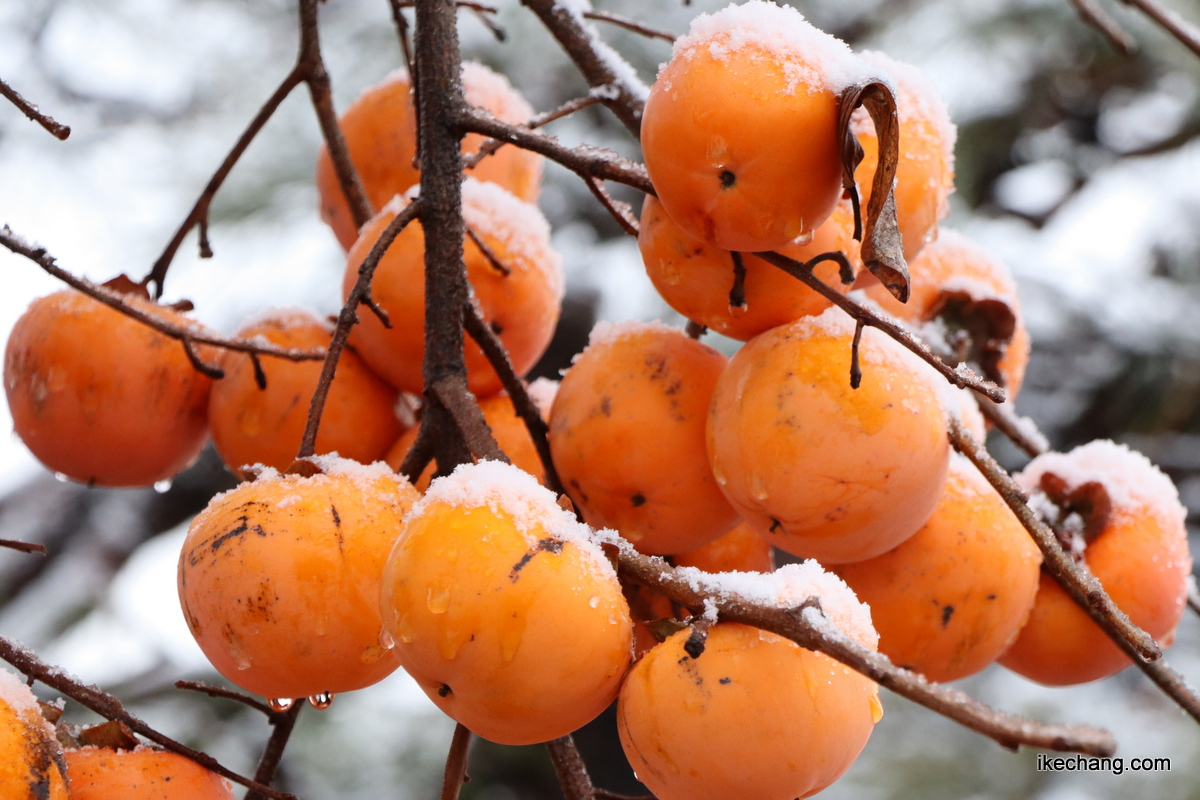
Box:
left=589, top=595, right=600, bottom=609
left=308, top=692, right=334, bottom=710
left=11, top=431, right=22, bottom=445
left=426, top=586, right=451, bottom=614
left=790, top=229, right=814, bottom=247
left=360, top=644, right=386, bottom=664
left=379, top=630, right=396, bottom=650
left=267, top=698, right=294, bottom=712
left=728, top=302, right=748, bottom=318
left=54, top=472, right=69, bottom=483
left=750, top=474, right=769, bottom=502
left=394, top=614, right=415, bottom=644
left=869, top=693, right=884, bottom=723
left=711, top=461, right=726, bottom=487
left=153, top=479, right=172, bottom=494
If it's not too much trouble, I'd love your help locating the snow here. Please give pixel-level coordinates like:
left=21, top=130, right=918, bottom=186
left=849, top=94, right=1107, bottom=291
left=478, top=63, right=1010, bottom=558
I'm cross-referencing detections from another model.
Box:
left=526, top=377, right=559, bottom=417
left=0, top=665, right=45, bottom=720
left=670, top=1, right=870, bottom=95
left=858, top=50, right=957, bottom=170
left=461, top=178, right=565, bottom=303
left=585, top=318, right=682, bottom=349
left=552, top=0, right=650, bottom=103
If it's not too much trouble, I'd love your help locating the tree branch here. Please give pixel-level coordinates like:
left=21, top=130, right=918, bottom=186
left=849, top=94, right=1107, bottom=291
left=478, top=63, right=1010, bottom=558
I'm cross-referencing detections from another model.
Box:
left=463, top=93, right=603, bottom=172
left=0, top=539, right=47, bottom=556
left=547, top=735, right=596, bottom=800
left=174, top=680, right=275, bottom=717
left=244, top=703, right=304, bottom=800
left=582, top=10, right=675, bottom=43
left=1119, top=0, right=1200, bottom=58
left=1068, top=0, right=1139, bottom=54
left=974, top=394, right=1050, bottom=458
left=0, top=77, right=70, bottom=140
left=440, top=723, right=472, bottom=800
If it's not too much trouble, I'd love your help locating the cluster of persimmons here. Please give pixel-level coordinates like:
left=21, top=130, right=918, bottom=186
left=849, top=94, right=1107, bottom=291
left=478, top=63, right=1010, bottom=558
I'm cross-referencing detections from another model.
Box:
left=0, top=2, right=1193, bottom=798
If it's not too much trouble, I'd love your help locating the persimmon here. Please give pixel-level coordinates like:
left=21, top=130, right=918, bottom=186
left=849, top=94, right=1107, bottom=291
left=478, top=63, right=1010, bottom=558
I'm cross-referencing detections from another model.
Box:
left=866, top=230, right=1030, bottom=396
left=674, top=521, right=775, bottom=574
left=5, top=288, right=212, bottom=487
left=178, top=456, right=419, bottom=702
left=640, top=195, right=859, bottom=341
left=619, top=564, right=880, bottom=800
left=851, top=51, right=955, bottom=262
left=1000, top=441, right=1191, bottom=685
left=386, top=387, right=550, bottom=490
left=379, top=461, right=632, bottom=745
left=0, top=669, right=67, bottom=800
left=833, top=455, right=1042, bottom=682
left=549, top=322, right=739, bottom=555
left=345, top=179, right=563, bottom=397
left=707, top=307, right=950, bottom=563
left=208, top=309, right=403, bottom=473
left=316, top=62, right=542, bottom=249
left=64, top=748, right=232, bottom=800
left=642, top=1, right=867, bottom=252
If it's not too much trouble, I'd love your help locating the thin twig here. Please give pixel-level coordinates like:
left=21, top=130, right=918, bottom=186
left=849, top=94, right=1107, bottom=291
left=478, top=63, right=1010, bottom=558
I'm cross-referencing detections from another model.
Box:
left=582, top=10, right=675, bottom=42
left=463, top=93, right=602, bottom=171
left=614, top=547, right=1117, bottom=756
left=594, top=792, right=654, bottom=800
left=144, top=67, right=305, bottom=297
left=1119, top=0, right=1200, bottom=58
left=0, top=539, right=47, bottom=556
left=1069, top=0, right=1139, bottom=54
left=429, top=375, right=507, bottom=463
left=728, top=252, right=747, bottom=312
left=757, top=250, right=1005, bottom=401
left=547, top=735, right=596, bottom=800
left=0, top=77, right=70, bottom=139
left=174, top=680, right=275, bottom=716
left=582, top=176, right=639, bottom=236
left=974, top=394, right=1050, bottom=458
left=465, top=225, right=511, bottom=275
left=0, top=637, right=296, bottom=800
left=1, top=226, right=325, bottom=363
left=296, top=199, right=422, bottom=460
left=440, top=724, right=472, bottom=800
left=1188, top=581, right=1200, bottom=617
left=684, top=320, right=707, bottom=339
left=245, top=704, right=304, bottom=800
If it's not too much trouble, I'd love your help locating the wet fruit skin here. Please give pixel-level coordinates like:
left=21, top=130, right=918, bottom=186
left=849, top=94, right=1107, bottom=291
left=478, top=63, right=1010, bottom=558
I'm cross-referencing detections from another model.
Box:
left=618, top=623, right=880, bottom=800
left=209, top=309, right=403, bottom=473
left=833, top=456, right=1042, bottom=682
left=641, top=20, right=844, bottom=252
left=673, top=521, right=775, bottom=574
left=316, top=64, right=542, bottom=249
left=708, top=314, right=950, bottom=563
left=380, top=497, right=633, bottom=746
left=178, top=462, right=419, bottom=700
left=640, top=196, right=858, bottom=341
left=5, top=289, right=212, bottom=487
left=64, top=748, right=233, bottom=800
left=550, top=325, right=740, bottom=555
left=0, top=670, right=68, bottom=800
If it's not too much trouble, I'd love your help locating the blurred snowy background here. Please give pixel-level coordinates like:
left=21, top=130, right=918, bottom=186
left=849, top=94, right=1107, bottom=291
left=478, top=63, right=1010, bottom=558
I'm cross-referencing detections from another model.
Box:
left=3, top=0, right=1200, bottom=797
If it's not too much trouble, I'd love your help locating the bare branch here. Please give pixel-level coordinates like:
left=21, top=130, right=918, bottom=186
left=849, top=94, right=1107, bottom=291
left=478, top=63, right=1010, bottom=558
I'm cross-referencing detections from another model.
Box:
left=0, top=77, right=70, bottom=140
left=582, top=176, right=639, bottom=236
left=174, top=680, right=275, bottom=716
left=429, top=375, right=507, bottom=463
left=244, top=704, right=304, bottom=800
left=440, top=723, right=472, bottom=800
left=0, top=539, right=47, bottom=556
left=615, top=547, right=1117, bottom=756
left=1, top=226, right=325, bottom=363
left=0, top=637, right=296, bottom=800
left=582, top=10, right=676, bottom=42
left=1069, top=0, right=1139, bottom=54
left=463, top=93, right=602, bottom=172
left=547, top=735, right=596, bottom=800
left=974, top=394, right=1050, bottom=458
left=1119, top=0, right=1200, bottom=58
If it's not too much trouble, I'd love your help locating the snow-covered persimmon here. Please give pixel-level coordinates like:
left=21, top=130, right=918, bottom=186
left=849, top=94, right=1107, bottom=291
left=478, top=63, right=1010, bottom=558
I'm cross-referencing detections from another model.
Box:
left=209, top=309, right=403, bottom=473
left=550, top=322, right=739, bottom=555
left=316, top=63, right=542, bottom=249
left=5, top=288, right=212, bottom=487
left=642, top=1, right=867, bottom=252
left=178, top=457, right=419, bottom=702
left=380, top=461, right=632, bottom=745
left=345, top=179, right=562, bottom=398
left=64, top=748, right=233, bottom=800
left=0, top=669, right=67, bottom=800
left=708, top=307, right=950, bottom=563
left=1000, top=441, right=1191, bottom=685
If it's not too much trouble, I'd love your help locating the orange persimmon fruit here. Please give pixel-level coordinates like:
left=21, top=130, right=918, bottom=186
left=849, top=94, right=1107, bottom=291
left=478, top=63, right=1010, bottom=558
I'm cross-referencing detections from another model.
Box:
left=550, top=322, right=739, bottom=554
left=619, top=564, right=881, bottom=800
left=833, top=454, right=1042, bottom=682
left=379, top=461, right=633, bottom=745
left=640, top=196, right=859, bottom=341
left=317, top=62, right=543, bottom=249
left=851, top=50, right=955, bottom=262
left=999, top=441, right=1191, bottom=685
left=209, top=309, right=403, bottom=473
left=641, top=1, right=867, bottom=252
left=0, top=669, right=67, bottom=800
left=345, top=179, right=563, bottom=397
left=674, top=521, right=775, bottom=574
left=178, top=456, right=418, bottom=702
left=5, top=288, right=212, bottom=487
left=707, top=307, right=950, bottom=563
left=64, top=748, right=232, bottom=800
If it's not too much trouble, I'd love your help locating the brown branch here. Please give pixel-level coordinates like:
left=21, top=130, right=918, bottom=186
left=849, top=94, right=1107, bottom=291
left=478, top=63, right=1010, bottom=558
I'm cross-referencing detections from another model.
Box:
left=462, top=298, right=565, bottom=495
left=684, top=320, right=707, bottom=339
left=1, top=226, right=325, bottom=363
left=0, top=77, right=70, bottom=140
left=464, top=225, right=510, bottom=275
left=398, top=414, right=437, bottom=483
left=429, top=375, right=507, bottom=463
left=614, top=547, right=1117, bottom=756
left=0, top=539, right=47, bottom=556
left=174, top=680, right=275, bottom=716
left=0, top=637, right=296, bottom=800
left=459, top=109, right=653, bottom=194
left=974, top=394, right=1050, bottom=458
left=1189, top=581, right=1200, bottom=618
left=296, top=199, right=422, bottom=460
left=756, top=250, right=1005, bottom=401
left=1069, top=0, right=1139, bottom=54
left=594, top=792, right=653, bottom=800
left=1119, top=0, right=1200, bottom=58
left=245, top=703, right=304, bottom=800
left=462, top=93, right=603, bottom=171
left=519, top=0, right=647, bottom=137
left=728, top=252, right=747, bottom=313
left=547, top=735, right=596, bottom=800
left=582, top=176, right=639, bottom=236
left=582, top=10, right=676, bottom=42
left=440, top=723, right=472, bottom=800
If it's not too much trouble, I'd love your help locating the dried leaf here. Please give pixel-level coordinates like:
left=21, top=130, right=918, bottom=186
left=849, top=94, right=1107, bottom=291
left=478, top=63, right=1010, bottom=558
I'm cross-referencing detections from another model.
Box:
left=929, top=292, right=1019, bottom=388
left=100, top=274, right=151, bottom=300
left=78, top=720, right=139, bottom=751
